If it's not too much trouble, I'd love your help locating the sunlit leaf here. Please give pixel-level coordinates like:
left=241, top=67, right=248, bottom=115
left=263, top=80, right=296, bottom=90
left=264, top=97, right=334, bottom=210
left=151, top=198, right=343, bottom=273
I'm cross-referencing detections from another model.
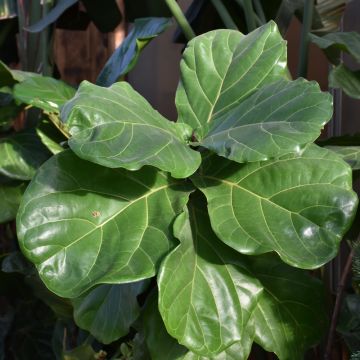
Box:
left=201, top=78, right=332, bottom=163
left=13, top=76, right=76, bottom=113
left=62, top=81, right=201, bottom=179
left=192, top=145, right=357, bottom=269
left=176, top=21, right=287, bottom=139
left=17, top=150, right=193, bottom=298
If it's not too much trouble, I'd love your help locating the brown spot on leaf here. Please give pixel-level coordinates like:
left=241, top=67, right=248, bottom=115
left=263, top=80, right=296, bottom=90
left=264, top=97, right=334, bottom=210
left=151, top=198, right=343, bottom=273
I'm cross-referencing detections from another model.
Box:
left=92, top=210, right=101, bottom=218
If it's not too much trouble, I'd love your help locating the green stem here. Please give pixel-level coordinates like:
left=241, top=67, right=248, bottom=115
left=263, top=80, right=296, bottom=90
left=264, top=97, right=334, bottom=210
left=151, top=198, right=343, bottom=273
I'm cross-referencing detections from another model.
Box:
left=233, top=0, right=263, bottom=27
left=297, top=0, right=314, bottom=78
left=253, top=0, right=266, bottom=24
left=165, top=0, right=195, bottom=41
left=242, top=0, right=256, bottom=32
left=210, top=0, right=238, bottom=30
left=47, top=113, right=70, bottom=139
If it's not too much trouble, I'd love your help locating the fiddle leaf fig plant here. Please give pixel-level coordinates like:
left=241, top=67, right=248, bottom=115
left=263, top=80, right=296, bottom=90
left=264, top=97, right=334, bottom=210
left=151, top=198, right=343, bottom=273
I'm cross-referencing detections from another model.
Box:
left=14, top=21, right=359, bottom=358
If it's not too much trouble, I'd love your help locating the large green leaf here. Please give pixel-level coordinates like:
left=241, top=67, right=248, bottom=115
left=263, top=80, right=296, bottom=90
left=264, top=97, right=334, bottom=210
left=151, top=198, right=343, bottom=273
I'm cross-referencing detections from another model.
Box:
left=326, top=146, right=360, bottom=170
left=143, top=291, right=252, bottom=360
left=0, top=130, right=51, bottom=180
left=25, top=0, right=78, bottom=33
left=158, top=197, right=262, bottom=356
left=61, top=81, right=201, bottom=179
left=96, top=17, right=171, bottom=87
left=329, top=64, right=360, bottom=99
left=13, top=76, right=76, bottom=113
left=158, top=194, right=328, bottom=359
left=0, top=182, right=25, bottom=223
left=17, top=150, right=193, bottom=298
left=192, top=145, right=358, bottom=269
left=73, top=280, right=148, bottom=344
left=310, top=31, right=360, bottom=65
left=176, top=21, right=287, bottom=139
left=201, top=78, right=332, bottom=163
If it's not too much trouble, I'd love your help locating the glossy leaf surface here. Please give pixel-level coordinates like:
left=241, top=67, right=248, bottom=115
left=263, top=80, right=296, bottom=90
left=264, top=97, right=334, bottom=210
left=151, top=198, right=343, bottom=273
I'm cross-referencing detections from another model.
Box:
left=17, top=150, right=193, bottom=297
left=158, top=198, right=263, bottom=356
left=158, top=194, right=328, bottom=359
left=201, top=78, right=332, bottom=163
left=310, top=31, right=360, bottom=64
left=97, top=17, right=171, bottom=87
left=62, top=81, right=201, bottom=178
left=329, top=64, right=360, bottom=99
left=13, top=76, right=76, bottom=113
left=193, top=145, right=358, bottom=269
left=326, top=146, right=360, bottom=170
left=143, top=292, right=252, bottom=360
left=176, top=21, right=287, bottom=139
left=73, top=280, right=148, bottom=344
left=0, top=130, right=50, bottom=180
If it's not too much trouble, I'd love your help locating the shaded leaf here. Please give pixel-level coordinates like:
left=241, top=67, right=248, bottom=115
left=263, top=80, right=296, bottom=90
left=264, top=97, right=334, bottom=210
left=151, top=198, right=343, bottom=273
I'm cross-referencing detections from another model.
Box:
left=96, top=17, right=171, bottom=87
left=73, top=280, right=148, bottom=344
left=0, top=182, right=25, bottom=223
left=201, top=78, right=332, bottom=163
left=63, top=344, right=96, bottom=360
left=26, top=0, right=78, bottom=33
left=249, top=253, right=328, bottom=359
left=13, top=76, right=76, bottom=113
left=17, top=150, right=193, bottom=298
left=0, top=0, right=17, bottom=19
left=0, top=92, right=22, bottom=125
left=275, top=0, right=304, bottom=36
left=338, top=294, right=360, bottom=352
left=124, top=0, right=172, bottom=22
left=143, top=291, right=252, bottom=360
left=310, top=31, right=360, bottom=64
left=176, top=21, right=287, bottom=139
left=192, top=145, right=358, bottom=269
left=0, top=60, right=38, bottom=87
left=0, top=129, right=51, bottom=180
left=36, top=120, right=66, bottom=155
left=326, top=146, right=360, bottom=170
left=329, top=64, right=360, bottom=99
left=62, top=81, right=201, bottom=179
left=158, top=194, right=328, bottom=359
left=81, top=0, right=122, bottom=33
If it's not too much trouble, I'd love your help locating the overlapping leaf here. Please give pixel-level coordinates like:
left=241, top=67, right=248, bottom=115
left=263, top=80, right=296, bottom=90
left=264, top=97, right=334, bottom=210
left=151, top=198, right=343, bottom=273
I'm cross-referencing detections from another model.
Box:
left=201, top=78, right=332, bottom=163
left=73, top=280, right=148, bottom=344
left=158, top=194, right=328, bottom=359
left=192, top=145, right=358, bottom=269
left=13, top=76, right=76, bottom=113
left=25, top=0, right=78, bottom=33
left=326, top=146, right=360, bottom=170
left=158, top=198, right=263, bottom=356
left=329, top=64, right=360, bottom=99
left=310, top=31, right=360, bottom=64
left=0, top=130, right=51, bottom=180
left=143, top=292, right=252, bottom=360
left=96, top=17, right=171, bottom=87
left=17, top=150, right=193, bottom=298
left=61, top=81, right=201, bottom=178
left=176, top=21, right=287, bottom=139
